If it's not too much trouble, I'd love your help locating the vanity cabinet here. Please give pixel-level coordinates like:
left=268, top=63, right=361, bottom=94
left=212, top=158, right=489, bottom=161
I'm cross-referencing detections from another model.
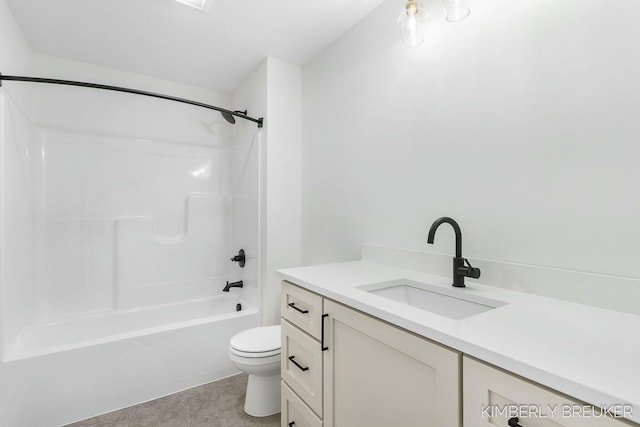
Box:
left=463, top=356, right=631, bottom=427
left=281, top=281, right=462, bottom=427
left=280, top=270, right=639, bottom=427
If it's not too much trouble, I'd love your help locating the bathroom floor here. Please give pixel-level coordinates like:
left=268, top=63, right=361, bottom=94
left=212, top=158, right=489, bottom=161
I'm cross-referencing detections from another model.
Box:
left=64, top=374, right=281, bottom=427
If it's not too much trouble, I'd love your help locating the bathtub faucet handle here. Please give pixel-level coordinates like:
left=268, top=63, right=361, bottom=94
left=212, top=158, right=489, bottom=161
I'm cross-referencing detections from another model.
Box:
left=230, top=249, right=245, bottom=268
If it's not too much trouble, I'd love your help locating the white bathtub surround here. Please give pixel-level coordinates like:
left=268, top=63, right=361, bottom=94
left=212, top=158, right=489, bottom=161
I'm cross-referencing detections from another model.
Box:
left=0, top=53, right=263, bottom=426
left=277, top=258, right=640, bottom=424
left=0, top=88, right=36, bottom=357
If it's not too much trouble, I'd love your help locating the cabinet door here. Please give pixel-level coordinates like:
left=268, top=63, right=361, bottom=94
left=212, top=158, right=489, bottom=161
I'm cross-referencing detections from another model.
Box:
left=463, top=356, right=631, bottom=427
left=323, top=299, right=461, bottom=427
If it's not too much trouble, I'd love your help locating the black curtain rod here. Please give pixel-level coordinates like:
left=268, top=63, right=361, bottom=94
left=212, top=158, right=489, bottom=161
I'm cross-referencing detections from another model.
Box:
left=0, top=73, right=263, bottom=128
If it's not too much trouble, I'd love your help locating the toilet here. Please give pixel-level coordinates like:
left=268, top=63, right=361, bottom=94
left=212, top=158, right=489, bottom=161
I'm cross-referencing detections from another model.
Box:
left=229, top=325, right=281, bottom=417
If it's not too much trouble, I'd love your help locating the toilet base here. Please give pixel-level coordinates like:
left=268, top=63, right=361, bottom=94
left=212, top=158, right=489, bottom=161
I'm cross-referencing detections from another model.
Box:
left=244, top=373, right=281, bottom=417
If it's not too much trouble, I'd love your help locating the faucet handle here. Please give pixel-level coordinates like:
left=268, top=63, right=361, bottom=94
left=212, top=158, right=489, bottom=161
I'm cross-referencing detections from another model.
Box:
left=230, top=249, right=246, bottom=268
left=460, top=258, right=481, bottom=279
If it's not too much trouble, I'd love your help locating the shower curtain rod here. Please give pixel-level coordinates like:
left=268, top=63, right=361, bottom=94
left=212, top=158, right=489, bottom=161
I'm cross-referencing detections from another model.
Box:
left=0, top=73, right=263, bottom=128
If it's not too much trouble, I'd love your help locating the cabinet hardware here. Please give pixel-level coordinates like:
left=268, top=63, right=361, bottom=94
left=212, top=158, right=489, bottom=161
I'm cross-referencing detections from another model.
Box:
left=288, top=302, right=309, bottom=314
left=288, top=423, right=295, bottom=427
left=321, top=313, right=329, bottom=351
left=288, top=356, right=310, bottom=372
left=508, top=417, right=523, bottom=427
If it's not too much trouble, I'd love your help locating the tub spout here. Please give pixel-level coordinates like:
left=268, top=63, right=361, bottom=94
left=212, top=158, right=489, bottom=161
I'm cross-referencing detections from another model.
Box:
left=223, top=280, right=243, bottom=292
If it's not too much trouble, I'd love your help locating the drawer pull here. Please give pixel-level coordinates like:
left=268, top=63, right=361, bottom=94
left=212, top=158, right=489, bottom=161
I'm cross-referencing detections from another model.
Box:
left=321, top=313, right=329, bottom=351
left=508, top=417, right=523, bottom=427
left=289, top=423, right=295, bottom=427
left=288, top=302, right=309, bottom=314
left=288, top=356, right=309, bottom=372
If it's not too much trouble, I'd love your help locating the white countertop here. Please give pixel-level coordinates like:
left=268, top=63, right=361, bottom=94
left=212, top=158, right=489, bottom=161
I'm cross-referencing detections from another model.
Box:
left=277, top=261, right=640, bottom=424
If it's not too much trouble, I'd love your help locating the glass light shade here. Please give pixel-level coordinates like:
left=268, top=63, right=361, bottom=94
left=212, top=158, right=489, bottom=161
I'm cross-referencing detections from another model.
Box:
left=398, top=0, right=427, bottom=47
left=442, top=0, right=470, bottom=22
left=174, top=0, right=207, bottom=10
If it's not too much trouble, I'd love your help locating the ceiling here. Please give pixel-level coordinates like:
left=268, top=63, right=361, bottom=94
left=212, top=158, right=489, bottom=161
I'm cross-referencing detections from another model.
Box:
left=5, top=0, right=385, bottom=92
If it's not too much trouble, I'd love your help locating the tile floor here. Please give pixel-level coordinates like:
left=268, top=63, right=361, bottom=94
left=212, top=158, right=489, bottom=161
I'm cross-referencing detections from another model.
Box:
left=64, top=374, right=280, bottom=427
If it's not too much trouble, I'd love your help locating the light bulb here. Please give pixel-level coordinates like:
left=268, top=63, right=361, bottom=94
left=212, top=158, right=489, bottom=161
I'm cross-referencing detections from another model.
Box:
left=398, top=0, right=427, bottom=47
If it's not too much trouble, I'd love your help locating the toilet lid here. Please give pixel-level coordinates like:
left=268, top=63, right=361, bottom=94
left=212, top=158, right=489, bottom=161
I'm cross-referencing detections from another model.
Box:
left=230, top=325, right=281, bottom=354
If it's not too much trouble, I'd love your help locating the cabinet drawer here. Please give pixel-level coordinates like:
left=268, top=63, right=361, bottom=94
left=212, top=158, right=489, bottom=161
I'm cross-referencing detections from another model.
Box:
left=282, top=320, right=323, bottom=417
left=463, top=356, right=632, bottom=427
left=281, top=281, right=324, bottom=340
left=282, top=381, right=323, bottom=427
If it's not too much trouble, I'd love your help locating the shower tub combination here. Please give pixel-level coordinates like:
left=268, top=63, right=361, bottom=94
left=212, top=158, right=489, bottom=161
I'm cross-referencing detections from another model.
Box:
left=0, top=79, right=262, bottom=426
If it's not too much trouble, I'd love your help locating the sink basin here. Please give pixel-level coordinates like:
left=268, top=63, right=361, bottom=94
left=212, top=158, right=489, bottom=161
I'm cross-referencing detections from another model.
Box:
left=358, top=279, right=506, bottom=320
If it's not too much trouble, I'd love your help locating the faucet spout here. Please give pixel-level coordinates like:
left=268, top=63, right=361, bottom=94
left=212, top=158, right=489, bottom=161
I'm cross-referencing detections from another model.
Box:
left=427, top=217, right=462, bottom=258
left=223, top=280, right=244, bottom=292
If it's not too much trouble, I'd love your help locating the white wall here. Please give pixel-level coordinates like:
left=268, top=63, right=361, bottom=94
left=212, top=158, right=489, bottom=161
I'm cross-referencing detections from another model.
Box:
left=0, top=0, right=28, bottom=73
left=232, top=57, right=302, bottom=326
left=263, top=58, right=302, bottom=325
left=0, top=0, right=29, bottom=111
left=302, top=0, right=640, bottom=311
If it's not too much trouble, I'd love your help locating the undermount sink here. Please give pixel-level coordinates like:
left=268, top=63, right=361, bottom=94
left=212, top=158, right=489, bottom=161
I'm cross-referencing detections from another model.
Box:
left=358, top=279, right=507, bottom=320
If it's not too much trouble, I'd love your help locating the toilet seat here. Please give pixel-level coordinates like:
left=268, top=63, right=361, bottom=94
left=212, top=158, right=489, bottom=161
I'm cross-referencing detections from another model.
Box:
left=229, top=325, right=281, bottom=358
left=229, top=351, right=281, bottom=366
left=230, top=347, right=281, bottom=358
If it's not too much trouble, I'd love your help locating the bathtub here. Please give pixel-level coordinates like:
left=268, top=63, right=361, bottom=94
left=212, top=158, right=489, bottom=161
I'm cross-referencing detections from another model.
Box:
left=1, top=294, right=259, bottom=427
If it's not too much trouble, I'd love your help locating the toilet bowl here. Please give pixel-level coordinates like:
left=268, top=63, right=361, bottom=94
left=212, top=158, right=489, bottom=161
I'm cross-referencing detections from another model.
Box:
left=229, top=325, right=281, bottom=417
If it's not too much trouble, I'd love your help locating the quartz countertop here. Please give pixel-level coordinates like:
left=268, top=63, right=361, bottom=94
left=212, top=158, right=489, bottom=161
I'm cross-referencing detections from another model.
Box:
left=277, top=261, right=640, bottom=424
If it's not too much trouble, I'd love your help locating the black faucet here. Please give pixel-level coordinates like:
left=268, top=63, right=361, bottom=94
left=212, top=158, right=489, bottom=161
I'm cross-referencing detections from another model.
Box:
left=223, top=280, right=244, bottom=292
left=427, top=217, right=480, bottom=288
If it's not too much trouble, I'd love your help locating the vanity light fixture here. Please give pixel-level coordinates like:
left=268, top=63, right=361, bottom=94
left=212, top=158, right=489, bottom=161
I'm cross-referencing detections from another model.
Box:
left=398, top=0, right=470, bottom=47
left=174, top=0, right=208, bottom=10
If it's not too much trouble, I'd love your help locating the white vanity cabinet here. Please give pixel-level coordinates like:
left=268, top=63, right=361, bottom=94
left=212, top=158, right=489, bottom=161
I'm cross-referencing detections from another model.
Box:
left=280, top=281, right=462, bottom=427
left=463, top=357, right=632, bottom=427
